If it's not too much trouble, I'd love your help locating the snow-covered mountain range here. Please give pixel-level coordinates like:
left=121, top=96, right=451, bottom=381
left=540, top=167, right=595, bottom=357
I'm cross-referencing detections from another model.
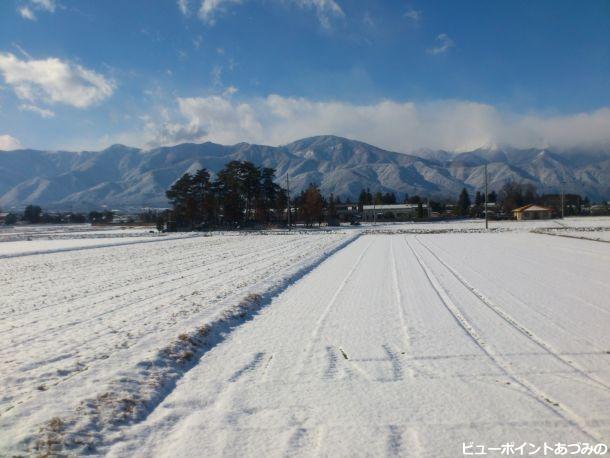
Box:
left=1, top=135, right=609, bottom=210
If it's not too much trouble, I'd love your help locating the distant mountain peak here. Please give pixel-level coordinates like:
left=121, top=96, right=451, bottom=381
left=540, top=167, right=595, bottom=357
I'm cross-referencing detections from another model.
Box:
left=0, top=136, right=608, bottom=210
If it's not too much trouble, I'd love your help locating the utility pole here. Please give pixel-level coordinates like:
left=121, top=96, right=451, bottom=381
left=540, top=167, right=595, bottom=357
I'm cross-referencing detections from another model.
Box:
left=484, top=163, right=489, bottom=230
left=426, top=197, right=431, bottom=218
left=373, top=197, right=376, bottom=225
left=286, top=174, right=291, bottom=231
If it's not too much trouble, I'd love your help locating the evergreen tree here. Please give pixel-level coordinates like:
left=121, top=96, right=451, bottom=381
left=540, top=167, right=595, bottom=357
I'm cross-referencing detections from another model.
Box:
left=191, top=168, right=212, bottom=225
left=166, top=173, right=196, bottom=228
left=475, top=191, right=484, bottom=206
left=23, top=205, right=42, bottom=224
left=382, top=192, right=397, bottom=204
left=4, top=213, right=18, bottom=225
left=259, top=167, right=281, bottom=223
left=457, top=188, right=471, bottom=216
left=214, top=161, right=244, bottom=226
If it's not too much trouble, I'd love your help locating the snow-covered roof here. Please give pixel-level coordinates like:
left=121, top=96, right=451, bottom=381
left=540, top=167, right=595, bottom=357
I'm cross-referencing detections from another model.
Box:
left=512, top=204, right=553, bottom=213
left=362, top=204, right=427, bottom=210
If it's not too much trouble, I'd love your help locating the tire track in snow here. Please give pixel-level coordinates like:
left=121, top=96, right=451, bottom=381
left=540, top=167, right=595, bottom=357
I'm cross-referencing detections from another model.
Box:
left=284, top=425, right=326, bottom=458
left=415, top=236, right=610, bottom=392
left=532, top=229, right=610, bottom=245
left=338, top=347, right=372, bottom=381
left=389, top=238, right=415, bottom=380
left=386, top=424, right=404, bottom=456
left=419, top=236, right=610, bottom=344
left=380, top=345, right=405, bottom=382
left=228, top=352, right=266, bottom=383
left=296, top=239, right=373, bottom=378
left=323, top=346, right=339, bottom=379
left=403, top=237, right=604, bottom=444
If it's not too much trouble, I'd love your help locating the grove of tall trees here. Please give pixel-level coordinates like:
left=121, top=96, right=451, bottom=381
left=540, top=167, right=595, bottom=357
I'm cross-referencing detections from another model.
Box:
left=165, top=160, right=287, bottom=229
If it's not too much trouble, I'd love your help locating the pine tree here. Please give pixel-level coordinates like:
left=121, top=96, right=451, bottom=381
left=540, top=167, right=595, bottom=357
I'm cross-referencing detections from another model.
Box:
left=23, top=205, right=42, bottom=224
left=166, top=173, right=196, bottom=228
left=475, top=191, right=484, bottom=206
left=457, top=188, right=471, bottom=216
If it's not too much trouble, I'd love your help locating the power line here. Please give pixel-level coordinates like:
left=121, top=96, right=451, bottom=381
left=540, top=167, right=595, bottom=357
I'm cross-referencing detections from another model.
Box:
left=286, top=174, right=291, bottom=231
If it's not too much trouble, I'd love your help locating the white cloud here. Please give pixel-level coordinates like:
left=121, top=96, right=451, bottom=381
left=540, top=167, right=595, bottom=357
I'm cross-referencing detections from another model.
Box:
left=19, top=103, right=55, bottom=118
left=177, top=0, right=189, bottom=15
left=192, top=0, right=342, bottom=27
left=31, top=0, right=56, bottom=12
left=17, top=0, right=57, bottom=20
left=293, top=0, right=344, bottom=28
left=0, top=135, right=23, bottom=151
left=362, top=11, right=374, bottom=27
left=0, top=53, right=114, bottom=108
left=506, top=109, right=610, bottom=151
left=404, top=9, right=421, bottom=21
left=427, top=33, right=454, bottom=55
left=18, top=7, right=36, bottom=20
left=223, top=85, right=238, bottom=96
left=210, top=65, right=223, bottom=87
left=144, top=93, right=610, bottom=153
left=198, top=0, right=242, bottom=24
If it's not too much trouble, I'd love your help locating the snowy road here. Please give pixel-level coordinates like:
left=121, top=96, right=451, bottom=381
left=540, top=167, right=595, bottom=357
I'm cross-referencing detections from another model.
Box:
left=107, top=233, right=610, bottom=457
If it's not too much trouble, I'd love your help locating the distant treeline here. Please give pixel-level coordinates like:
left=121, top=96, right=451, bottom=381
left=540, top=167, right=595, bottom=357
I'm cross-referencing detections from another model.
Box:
left=0, top=205, right=117, bottom=226
left=1, top=167, right=601, bottom=228
left=453, top=182, right=593, bottom=218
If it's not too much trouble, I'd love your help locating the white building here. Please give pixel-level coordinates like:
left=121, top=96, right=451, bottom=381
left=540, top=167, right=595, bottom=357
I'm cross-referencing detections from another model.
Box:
left=362, top=204, right=428, bottom=221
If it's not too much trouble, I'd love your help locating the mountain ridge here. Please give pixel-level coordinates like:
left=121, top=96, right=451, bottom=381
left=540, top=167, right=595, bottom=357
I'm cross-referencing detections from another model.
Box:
left=1, top=135, right=609, bottom=210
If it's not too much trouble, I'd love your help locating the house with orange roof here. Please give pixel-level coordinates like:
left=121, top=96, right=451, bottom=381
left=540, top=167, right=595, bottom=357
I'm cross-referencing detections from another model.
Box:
left=512, top=204, right=553, bottom=220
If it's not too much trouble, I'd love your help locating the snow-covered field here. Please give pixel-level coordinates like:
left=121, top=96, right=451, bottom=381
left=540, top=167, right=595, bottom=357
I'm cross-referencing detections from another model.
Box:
left=0, top=224, right=158, bottom=242
left=1, top=219, right=609, bottom=456
left=106, top=232, right=610, bottom=458
left=366, top=216, right=610, bottom=233
left=0, top=230, right=355, bottom=455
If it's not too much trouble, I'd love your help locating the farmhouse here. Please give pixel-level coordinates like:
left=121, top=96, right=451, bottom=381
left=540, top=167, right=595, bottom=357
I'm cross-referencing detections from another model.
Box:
left=362, top=203, right=428, bottom=221
left=512, top=204, right=553, bottom=220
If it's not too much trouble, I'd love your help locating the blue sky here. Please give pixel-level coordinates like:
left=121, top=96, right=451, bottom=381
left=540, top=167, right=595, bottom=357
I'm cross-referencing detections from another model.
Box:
left=1, top=0, right=610, bottom=152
